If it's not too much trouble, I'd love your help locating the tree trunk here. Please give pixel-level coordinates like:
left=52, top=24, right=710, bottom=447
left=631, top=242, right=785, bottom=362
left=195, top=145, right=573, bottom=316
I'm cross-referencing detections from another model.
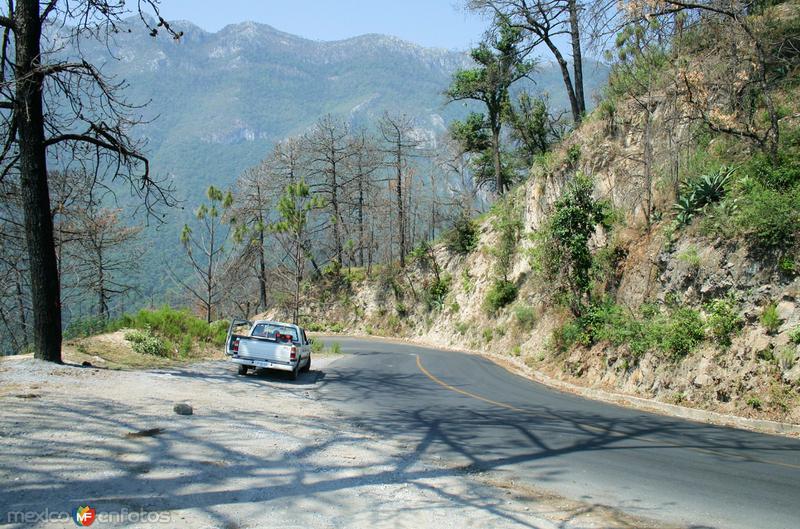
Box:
left=97, top=245, right=108, bottom=320
left=492, top=126, right=502, bottom=194
left=358, top=175, right=365, bottom=267
left=567, top=0, right=585, bottom=118
left=544, top=38, right=581, bottom=124
left=396, top=145, right=405, bottom=268
left=258, top=223, right=267, bottom=311
left=16, top=0, right=62, bottom=362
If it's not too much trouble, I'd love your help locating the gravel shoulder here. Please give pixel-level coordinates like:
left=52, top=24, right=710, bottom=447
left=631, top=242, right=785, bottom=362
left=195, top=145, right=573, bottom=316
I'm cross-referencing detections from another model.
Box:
left=0, top=355, right=674, bottom=529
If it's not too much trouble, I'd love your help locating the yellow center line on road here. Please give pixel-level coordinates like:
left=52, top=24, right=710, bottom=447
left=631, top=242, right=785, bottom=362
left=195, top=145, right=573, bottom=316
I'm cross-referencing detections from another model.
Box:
left=414, top=354, right=800, bottom=471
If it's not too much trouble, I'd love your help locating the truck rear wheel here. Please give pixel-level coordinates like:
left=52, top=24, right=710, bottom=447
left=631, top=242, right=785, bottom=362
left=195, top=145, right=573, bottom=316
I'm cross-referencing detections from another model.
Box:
left=238, top=364, right=249, bottom=375
left=301, top=357, right=311, bottom=372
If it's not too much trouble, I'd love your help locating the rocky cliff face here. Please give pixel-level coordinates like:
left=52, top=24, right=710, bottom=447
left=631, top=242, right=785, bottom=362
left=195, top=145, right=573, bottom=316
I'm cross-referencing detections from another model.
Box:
left=286, top=66, right=800, bottom=425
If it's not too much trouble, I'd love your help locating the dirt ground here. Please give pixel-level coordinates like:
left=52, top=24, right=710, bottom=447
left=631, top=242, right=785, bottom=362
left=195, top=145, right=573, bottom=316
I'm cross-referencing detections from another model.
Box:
left=0, top=355, right=675, bottom=529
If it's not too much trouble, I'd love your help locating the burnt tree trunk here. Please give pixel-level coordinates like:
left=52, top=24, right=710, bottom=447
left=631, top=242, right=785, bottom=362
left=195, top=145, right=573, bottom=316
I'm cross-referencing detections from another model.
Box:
left=15, top=0, right=62, bottom=362
left=567, top=0, right=585, bottom=119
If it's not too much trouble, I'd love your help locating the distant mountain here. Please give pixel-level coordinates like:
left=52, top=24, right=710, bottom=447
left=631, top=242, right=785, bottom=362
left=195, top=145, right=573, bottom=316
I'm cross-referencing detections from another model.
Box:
left=56, top=19, right=608, bottom=301
left=68, top=19, right=609, bottom=204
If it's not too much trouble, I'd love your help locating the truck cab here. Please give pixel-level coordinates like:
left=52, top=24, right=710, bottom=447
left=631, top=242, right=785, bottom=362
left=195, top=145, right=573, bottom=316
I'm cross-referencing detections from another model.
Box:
left=225, top=319, right=312, bottom=379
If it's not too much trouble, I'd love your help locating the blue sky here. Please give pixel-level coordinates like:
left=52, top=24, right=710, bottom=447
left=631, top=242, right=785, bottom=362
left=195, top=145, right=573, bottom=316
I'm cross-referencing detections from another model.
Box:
left=161, top=0, right=489, bottom=50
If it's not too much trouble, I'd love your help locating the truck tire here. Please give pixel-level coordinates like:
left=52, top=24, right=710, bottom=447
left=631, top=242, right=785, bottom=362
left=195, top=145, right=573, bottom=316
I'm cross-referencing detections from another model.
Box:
left=238, top=364, right=249, bottom=376
left=301, top=357, right=311, bottom=372
left=290, top=363, right=299, bottom=381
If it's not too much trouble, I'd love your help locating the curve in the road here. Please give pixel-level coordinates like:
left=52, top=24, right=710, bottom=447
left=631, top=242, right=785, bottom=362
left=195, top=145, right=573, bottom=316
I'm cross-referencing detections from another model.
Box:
left=317, top=337, right=800, bottom=529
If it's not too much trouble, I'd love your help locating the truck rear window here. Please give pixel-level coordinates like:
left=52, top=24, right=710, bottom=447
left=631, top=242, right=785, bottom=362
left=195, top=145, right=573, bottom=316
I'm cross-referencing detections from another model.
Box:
left=251, top=323, right=298, bottom=342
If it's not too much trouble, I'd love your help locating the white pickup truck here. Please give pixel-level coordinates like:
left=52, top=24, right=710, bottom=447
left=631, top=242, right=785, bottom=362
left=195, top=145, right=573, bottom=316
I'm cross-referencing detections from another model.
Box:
left=225, top=319, right=312, bottom=379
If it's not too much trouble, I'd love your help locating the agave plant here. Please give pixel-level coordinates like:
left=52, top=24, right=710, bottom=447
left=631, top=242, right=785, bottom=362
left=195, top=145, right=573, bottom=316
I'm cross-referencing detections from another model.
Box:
left=693, top=166, right=734, bottom=206
left=673, top=166, right=735, bottom=226
left=674, top=193, right=699, bottom=225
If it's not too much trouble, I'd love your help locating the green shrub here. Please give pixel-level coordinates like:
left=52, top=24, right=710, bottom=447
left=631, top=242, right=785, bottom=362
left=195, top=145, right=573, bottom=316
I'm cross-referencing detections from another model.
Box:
left=705, top=298, right=742, bottom=347
left=449, top=301, right=461, bottom=313
left=123, top=329, right=149, bottom=344
left=115, top=306, right=227, bottom=347
left=760, top=302, right=781, bottom=334
left=179, top=336, right=193, bottom=357
left=777, top=347, right=795, bottom=371
left=455, top=321, right=469, bottom=335
left=511, top=345, right=521, bottom=356
left=746, top=396, right=762, bottom=410
left=551, top=320, right=583, bottom=353
left=677, top=246, right=701, bottom=269
left=310, top=340, right=324, bottom=354
left=790, top=326, right=800, bottom=344
left=745, top=147, right=800, bottom=191
left=482, top=328, right=494, bottom=342
left=484, top=279, right=518, bottom=313
left=533, top=174, right=612, bottom=314
left=661, top=308, right=705, bottom=359
left=514, top=304, right=536, bottom=330
left=395, top=303, right=408, bottom=318
left=445, top=214, right=479, bottom=255
left=733, top=183, right=800, bottom=249
left=423, top=274, right=451, bottom=312
left=779, top=256, right=797, bottom=275
left=461, top=270, right=475, bottom=293
left=329, top=342, right=342, bottom=355
left=124, top=327, right=168, bottom=357
left=64, top=316, right=112, bottom=339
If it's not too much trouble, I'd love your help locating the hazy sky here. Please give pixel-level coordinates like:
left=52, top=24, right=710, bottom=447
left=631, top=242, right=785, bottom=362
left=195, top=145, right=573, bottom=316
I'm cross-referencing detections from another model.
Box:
left=160, top=0, right=489, bottom=50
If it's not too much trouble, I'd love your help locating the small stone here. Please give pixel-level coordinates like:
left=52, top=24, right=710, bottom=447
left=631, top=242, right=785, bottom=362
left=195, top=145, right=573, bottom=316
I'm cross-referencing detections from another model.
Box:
left=173, top=403, right=193, bottom=416
left=693, top=374, right=711, bottom=387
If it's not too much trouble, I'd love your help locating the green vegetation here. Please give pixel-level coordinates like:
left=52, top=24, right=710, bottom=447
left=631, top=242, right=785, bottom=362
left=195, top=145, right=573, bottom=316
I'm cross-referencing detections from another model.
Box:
left=423, top=273, right=452, bottom=312
left=484, top=280, right=518, bottom=313
left=550, top=297, right=737, bottom=360
left=445, top=214, right=479, bottom=255
left=790, top=326, right=800, bottom=345
left=482, top=328, right=494, bottom=342
left=116, top=306, right=229, bottom=347
left=677, top=246, right=701, bottom=269
left=484, top=192, right=523, bottom=313
left=532, top=174, right=613, bottom=315
left=124, top=327, right=169, bottom=357
left=513, top=304, right=536, bottom=330
left=674, top=166, right=733, bottom=226
left=760, top=303, right=782, bottom=334
left=746, top=396, right=763, bottom=410
left=64, top=316, right=115, bottom=340
left=705, top=298, right=743, bottom=347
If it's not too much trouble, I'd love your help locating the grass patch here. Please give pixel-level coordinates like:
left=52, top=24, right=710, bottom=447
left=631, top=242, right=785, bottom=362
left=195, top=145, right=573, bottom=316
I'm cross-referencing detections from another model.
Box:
left=760, top=302, right=782, bottom=334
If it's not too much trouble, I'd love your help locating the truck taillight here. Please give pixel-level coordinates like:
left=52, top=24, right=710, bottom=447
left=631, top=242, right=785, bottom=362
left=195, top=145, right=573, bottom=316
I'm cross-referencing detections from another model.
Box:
left=290, top=346, right=297, bottom=360
left=232, top=339, right=239, bottom=353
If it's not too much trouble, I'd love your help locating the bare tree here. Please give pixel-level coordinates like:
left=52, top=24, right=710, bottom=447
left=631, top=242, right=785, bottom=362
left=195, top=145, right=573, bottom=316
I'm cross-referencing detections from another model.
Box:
left=304, top=115, right=356, bottom=267
left=0, top=0, right=180, bottom=362
left=63, top=207, right=142, bottom=320
left=378, top=113, right=420, bottom=268
left=346, top=130, right=381, bottom=268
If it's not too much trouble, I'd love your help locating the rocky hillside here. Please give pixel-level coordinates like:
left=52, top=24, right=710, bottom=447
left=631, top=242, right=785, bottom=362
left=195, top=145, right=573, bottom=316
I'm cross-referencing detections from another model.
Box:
left=280, top=3, right=800, bottom=425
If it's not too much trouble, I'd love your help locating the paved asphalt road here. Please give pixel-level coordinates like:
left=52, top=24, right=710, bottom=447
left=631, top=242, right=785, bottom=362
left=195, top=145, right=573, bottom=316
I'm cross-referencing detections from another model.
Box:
left=315, top=337, right=800, bottom=529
